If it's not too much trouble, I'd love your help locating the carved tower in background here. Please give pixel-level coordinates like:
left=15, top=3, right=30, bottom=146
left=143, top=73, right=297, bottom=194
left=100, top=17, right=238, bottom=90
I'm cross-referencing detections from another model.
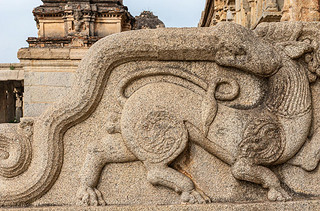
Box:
left=199, top=0, right=320, bottom=28
left=18, top=0, right=134, bottom=118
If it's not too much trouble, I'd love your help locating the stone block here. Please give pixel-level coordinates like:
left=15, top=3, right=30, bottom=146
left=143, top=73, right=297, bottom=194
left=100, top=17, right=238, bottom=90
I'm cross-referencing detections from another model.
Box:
left=24, top=72, right=75, bottom=87
left=70, top=48, right=89, bottom=60
left=2, top=200, right=320, bottom=211
left=18, top=48, right=71, bottom=60
left=0, top=69, right=24, bottom=81
left=24, top=102, right=51, bottom=117
left=0, top=63, right=24, bottom=81
left=24, top=86, right=70, bottom=104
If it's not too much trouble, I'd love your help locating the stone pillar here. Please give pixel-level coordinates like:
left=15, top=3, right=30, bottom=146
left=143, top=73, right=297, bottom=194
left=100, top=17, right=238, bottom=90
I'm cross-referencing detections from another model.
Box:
left=0, top=82, right=15, bottom=123
left=6, top=82, right=15, bottom=122
left=0, top=82, right=6, bottom=123
left=14, top=87, right=23, bottom=123
left=282, top=0, right=320, bottom=21
left=265, top=0, right=278, bottom=12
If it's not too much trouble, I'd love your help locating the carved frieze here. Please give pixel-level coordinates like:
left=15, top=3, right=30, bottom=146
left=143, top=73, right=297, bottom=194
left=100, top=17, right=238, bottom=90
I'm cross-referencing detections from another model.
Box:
left=1, top=22, right=320, bottom=207
left=30, top=0, right=134, bottom=47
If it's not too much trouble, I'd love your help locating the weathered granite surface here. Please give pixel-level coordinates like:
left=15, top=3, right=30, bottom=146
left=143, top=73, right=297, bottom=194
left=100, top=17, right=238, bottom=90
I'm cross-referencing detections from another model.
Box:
left=199, top=0, right=320, bottom=28
left=18, top=48, right=86, bottom=117
left=135, top=11, right=165, bottom=29
left=1, top=22, right=320, bottom=209
left=4, top=200, right=320, bottom=211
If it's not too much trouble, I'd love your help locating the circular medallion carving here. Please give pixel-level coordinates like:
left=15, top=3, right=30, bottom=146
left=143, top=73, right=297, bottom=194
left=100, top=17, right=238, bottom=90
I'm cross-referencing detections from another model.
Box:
left=134, top=110, right=188, bottom=164
left=238, top=118, right=285, bottom=165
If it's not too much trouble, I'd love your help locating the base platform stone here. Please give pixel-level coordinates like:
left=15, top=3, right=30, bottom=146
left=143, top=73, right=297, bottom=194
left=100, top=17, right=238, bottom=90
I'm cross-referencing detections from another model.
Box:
left=5, top=200, right=320, bottom=211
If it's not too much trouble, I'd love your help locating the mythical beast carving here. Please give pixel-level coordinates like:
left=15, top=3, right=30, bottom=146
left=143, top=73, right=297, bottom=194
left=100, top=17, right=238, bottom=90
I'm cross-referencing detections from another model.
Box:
left=76, top=22, right=320, bottom=205
left=2, top=22, right=320, bottom=207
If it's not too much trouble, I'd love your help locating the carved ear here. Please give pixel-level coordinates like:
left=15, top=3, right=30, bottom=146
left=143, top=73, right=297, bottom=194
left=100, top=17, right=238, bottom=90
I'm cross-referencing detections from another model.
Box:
left=282, top=41, right=313, bottom=59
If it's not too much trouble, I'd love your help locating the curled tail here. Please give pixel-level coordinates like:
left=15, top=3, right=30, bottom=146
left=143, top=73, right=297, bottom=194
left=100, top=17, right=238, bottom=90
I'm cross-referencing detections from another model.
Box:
left=202, top=77, right=239, bottom=136
left=117, top=67, right=239, bottom=137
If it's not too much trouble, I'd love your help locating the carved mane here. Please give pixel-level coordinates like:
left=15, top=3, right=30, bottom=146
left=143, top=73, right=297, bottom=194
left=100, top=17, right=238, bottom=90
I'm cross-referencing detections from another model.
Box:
left=1, top=22, right=319, bottom=206
left=266, top=59, right=311, bottom=117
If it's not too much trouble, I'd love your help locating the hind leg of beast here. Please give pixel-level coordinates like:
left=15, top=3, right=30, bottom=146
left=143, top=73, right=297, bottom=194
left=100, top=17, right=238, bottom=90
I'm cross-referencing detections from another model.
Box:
left=145, top=163, right=211, bottom=204
left=231, top=158, right=291, bottom=201
left=288, top=128, right=320, bottom=171
left=77, top=133, right=137, bottom=206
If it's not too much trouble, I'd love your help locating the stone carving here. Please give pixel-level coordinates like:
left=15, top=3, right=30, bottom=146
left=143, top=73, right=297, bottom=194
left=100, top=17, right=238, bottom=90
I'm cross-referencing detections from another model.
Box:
left=73, top=9, right=85, bottom=34
left=135, top=11, right=165, bottom=29
left=282, top=0, right=320, bottom=22
left=65, top=4, right=90, bottom=37
left=31, top=0, right=134, bottom=47
left=199, top=0, right=283, bottom=28
left=0, top=119, right=33, bottom=178
left=1, top=22, right=320, bottom=207
left=75, top=22, right=320, bottom=205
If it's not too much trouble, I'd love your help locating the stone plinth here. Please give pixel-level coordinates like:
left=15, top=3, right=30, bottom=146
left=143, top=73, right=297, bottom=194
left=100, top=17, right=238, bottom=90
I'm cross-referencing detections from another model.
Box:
left=3, top=200, right=320, bottom=211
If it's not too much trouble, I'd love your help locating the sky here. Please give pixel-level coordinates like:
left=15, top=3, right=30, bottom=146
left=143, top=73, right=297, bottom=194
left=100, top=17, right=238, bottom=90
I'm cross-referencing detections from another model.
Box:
left=0, top=0, right=206, bottom=63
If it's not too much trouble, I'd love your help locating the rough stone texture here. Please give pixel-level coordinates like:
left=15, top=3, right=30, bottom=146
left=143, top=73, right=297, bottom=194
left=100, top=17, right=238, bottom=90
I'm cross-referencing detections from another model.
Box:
left=1, top=22, right=320, bottom=210
left=282, top=0, right=320, bottom=21
left=18, top=48, right=83, bottom=117
left=30, top=0, right=134, bottom=47
left=199, top=0, right=283, bottom=28
left=0, top=64, right=24, bottom=81
left=4, top=200, right=320, bottom=211
left=135, top=11, right=165, bottom=29
left=199, top=0, right=320, bottom=28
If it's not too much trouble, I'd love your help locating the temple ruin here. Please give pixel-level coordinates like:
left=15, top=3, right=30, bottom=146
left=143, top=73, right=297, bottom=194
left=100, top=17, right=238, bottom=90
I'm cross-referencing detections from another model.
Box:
left=199, top=0, right=320, bottom=28
left=1, top=0, right=320, bottom=210
left=0, top=0, right=164, bottom=122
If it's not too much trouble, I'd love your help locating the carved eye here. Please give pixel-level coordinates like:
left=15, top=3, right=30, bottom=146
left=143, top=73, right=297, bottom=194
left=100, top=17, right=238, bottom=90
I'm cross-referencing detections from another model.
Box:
left=302, top=39, right=312, bottom=44
left=305, top=54, right=313, bottom=64
left=0, top=149, right=9, bottom=160
left=265, top=128, right=279, bottom=139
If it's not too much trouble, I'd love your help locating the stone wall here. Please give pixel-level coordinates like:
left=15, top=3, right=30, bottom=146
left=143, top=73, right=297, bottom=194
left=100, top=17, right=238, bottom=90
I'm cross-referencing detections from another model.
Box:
left=13, top=0, right=136, bottom=118
left=18, top=48, right=86, bottom=117
left=282, top=0, right=320, bottom=21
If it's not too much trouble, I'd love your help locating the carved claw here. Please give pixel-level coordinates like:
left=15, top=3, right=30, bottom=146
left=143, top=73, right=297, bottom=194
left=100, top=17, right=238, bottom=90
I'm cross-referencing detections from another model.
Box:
left=181, top=190, right=211, bottom=204
left=267, top=187, right=292, bottom=202
left=77, top=186, right=106, bottom=206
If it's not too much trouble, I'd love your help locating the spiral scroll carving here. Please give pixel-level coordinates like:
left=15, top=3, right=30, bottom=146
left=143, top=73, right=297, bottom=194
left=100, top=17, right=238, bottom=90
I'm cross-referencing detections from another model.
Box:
left=134, top=110, right=188, bottom=163
left=0, top=122, right=33, bottom=178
